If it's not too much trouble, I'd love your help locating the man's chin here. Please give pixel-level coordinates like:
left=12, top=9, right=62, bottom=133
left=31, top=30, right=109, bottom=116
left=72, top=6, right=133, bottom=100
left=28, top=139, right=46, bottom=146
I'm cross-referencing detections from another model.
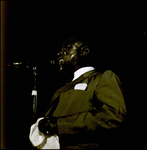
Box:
left=59, top=65, right=64, bottom=72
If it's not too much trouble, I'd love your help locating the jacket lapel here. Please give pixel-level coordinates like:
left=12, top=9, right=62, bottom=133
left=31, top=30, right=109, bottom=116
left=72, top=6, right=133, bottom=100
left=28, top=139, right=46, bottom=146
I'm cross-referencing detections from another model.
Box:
left=46, top=70, right=96, bottom=114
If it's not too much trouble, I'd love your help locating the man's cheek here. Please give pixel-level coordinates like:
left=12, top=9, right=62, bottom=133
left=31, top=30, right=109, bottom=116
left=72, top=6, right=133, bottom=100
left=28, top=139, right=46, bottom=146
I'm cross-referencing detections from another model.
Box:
left=70, top=54, right=75, bottom=59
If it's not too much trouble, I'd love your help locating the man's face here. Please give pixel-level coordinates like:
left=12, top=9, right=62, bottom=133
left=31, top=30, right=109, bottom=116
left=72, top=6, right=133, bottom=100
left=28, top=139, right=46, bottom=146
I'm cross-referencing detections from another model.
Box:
left=57, top=41, right=83, bottom=72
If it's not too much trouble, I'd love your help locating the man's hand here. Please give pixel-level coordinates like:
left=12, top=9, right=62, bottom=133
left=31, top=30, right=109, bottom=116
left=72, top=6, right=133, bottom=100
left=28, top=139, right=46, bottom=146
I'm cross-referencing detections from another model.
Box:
left=38, top=117, right=57, bottom=136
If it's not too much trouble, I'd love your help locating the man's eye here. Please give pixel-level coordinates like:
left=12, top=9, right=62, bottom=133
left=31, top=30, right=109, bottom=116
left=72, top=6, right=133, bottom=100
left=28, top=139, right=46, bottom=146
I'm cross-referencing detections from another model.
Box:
left=57, top=51, right=67, bottom=56
left=67, top=45, right=72, bottom=48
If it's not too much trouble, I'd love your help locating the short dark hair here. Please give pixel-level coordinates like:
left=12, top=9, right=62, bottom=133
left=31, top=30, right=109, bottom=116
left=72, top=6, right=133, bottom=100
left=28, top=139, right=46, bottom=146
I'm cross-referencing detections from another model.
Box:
left=62, top=36, right=93, bottom=66
left=62, top=36, right=90, bottom=48
left=62, top=37, right=82, bottom=48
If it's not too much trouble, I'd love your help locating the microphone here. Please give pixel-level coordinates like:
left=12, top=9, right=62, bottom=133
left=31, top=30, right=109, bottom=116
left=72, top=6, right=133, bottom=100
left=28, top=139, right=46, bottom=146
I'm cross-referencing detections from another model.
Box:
left=7, top=59, right=57, bottom=69
left=7, top=60, right=30, bottom=68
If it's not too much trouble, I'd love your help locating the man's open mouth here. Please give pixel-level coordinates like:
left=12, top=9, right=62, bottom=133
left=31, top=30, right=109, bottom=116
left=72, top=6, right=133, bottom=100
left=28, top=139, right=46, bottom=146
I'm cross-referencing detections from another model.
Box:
left=59, top=58, right=65, bottom=65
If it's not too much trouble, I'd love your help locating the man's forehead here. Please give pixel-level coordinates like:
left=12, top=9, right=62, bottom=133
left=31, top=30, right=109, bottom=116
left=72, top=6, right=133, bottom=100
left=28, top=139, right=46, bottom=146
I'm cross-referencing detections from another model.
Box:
left=63, top=41, right=83, bottom=47
left=74, top=41, right=83, bottom=47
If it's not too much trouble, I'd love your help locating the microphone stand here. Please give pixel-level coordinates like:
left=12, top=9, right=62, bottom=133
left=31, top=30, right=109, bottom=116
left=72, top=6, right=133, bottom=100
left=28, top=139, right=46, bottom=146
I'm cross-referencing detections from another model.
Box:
left=7, top=62, right=38, bottom=149
left=31, top=66, right=38, bottom=149
left=31, top=66, right=37, bottom=123
left=7, top=61, right=38, bottom=122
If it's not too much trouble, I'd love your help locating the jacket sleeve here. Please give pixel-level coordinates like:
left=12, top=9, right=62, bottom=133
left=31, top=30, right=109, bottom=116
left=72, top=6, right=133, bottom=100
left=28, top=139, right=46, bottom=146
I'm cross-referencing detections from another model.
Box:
left=56, top=70, right=126, bottom=136
left=93, top=70, right=126, bottom=129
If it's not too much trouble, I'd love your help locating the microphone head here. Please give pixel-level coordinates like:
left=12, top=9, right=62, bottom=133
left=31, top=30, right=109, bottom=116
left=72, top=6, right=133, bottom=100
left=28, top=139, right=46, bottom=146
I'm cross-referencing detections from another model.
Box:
left=7, top=61, right=30, bottom=68
left=7, top=59, right=58, bottom=69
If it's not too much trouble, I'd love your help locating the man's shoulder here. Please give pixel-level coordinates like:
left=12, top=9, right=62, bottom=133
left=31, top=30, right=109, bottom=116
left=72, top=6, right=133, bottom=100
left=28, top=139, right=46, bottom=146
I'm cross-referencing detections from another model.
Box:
left=88, top=69, right=114, bottom=77
left=86, top=70, right=118, bottom=83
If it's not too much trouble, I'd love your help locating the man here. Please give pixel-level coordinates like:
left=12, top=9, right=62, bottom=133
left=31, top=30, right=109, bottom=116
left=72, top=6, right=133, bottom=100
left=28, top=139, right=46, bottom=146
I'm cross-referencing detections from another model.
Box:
left=29, top=37, right=127, bottom=149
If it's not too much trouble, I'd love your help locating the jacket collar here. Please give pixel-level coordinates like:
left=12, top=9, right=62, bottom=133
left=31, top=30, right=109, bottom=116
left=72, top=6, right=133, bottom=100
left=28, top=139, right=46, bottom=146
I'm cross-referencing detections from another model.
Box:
left=47, top=70, right=96, bottom=109
left=72, top=67, right=95, bottom=81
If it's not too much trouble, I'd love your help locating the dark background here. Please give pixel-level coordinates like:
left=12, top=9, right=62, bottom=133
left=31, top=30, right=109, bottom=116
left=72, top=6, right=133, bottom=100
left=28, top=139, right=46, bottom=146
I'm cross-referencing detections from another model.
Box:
left=4, top=1, right=146, bottom=149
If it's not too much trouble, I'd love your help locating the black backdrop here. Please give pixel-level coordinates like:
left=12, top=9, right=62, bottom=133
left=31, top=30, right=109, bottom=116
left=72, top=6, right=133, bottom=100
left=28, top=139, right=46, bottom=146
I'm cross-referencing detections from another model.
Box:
left=3, top=1, right=146, bottom=149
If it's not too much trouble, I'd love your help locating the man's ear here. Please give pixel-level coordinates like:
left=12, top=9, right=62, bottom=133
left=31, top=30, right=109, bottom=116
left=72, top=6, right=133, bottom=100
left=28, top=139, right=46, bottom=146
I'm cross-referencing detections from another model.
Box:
left=80, top=46, right=90, bottom=56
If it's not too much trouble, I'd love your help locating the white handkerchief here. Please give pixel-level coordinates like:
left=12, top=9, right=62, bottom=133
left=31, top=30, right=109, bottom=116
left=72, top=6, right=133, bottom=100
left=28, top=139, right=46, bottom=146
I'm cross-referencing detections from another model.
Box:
left=37, top=135, right=60, bottom=149
left=74, top=83, right=87, bottom=90
left=29, top=117, right=45, bottom=146
left=29, top=117, right=60, bottom=149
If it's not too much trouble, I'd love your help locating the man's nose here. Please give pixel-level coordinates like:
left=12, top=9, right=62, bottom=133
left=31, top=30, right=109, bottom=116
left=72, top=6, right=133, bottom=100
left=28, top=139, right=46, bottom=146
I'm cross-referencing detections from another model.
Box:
left=57, top=51, right=67, bottom=56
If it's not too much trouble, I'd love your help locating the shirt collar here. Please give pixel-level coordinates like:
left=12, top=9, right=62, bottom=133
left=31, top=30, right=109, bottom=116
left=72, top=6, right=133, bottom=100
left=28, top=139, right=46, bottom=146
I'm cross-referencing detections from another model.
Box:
left=72, top=66, right=95, bottom=81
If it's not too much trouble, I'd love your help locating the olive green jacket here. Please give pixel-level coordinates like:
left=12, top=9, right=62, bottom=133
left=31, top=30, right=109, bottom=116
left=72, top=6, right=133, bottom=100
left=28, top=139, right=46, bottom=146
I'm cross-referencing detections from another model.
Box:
left=45, top=70, right=126, bottom=149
